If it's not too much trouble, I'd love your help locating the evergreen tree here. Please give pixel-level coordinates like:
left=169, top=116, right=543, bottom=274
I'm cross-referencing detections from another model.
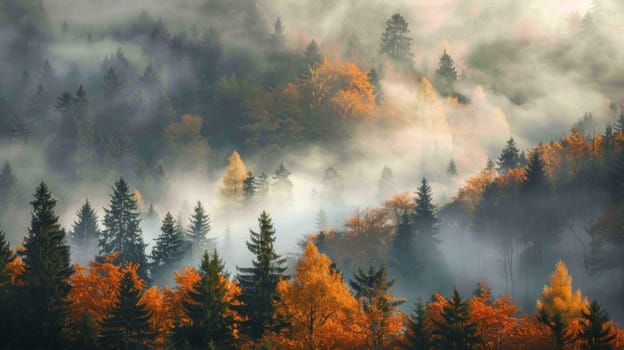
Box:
left=17, top=182, right=73, bottom=349
left=431, top=289, right=480, bottom=350
left=102, top=67, right=120, bottom=99
left=447, top=159, right=458, bottom=176
left=242, top=171, right=257, bottom=204
left=99, top=270, right=151, bottom=350
left=315, top=208, right=328, bottom=231
left=270, top=17, right=285, bottom=52
left=379, top=13, right=413, bottom=69
left=391, top=212, right=418, bottom=282
left=303, top=40, right=323, bottom=69
left=368, top=68, right=384, bottom=104
left=273, top=163, right=293, bottom=202
left=485, top=158, right=495, bottom=171
left=496, top=138, right=521, bottom=174
left=174, top=250, right=234, bottom=350
left=255, top=172, right=270, bottom=202
left=0, top=229, right=15, bottom=285
left=413, top=178, right=439, bottom=240
left=435, top=50, right=458, bottom=97
left=377, top=165, right=395, bottom=200
left=236, top=211, right=288, bottom=341
left=406, top=299, right=431, bottom=350
left=537, top=310, right=573, bottom=350
left=0, top=229, right=17, bottom=347
left=150, top=212, right=187, bottom=281
left=69, top=312, right=99, bottom=350
left=578, top=300, right=616, bottom=350
left=0, top=161, right=17, bottom=210
left=99, top=178, right=149, bottom=280
left=70, top=199, right=100, bottom=246
left=187, top=201, right=214, bottom=256
left=522, top=148, right=549, bottom=194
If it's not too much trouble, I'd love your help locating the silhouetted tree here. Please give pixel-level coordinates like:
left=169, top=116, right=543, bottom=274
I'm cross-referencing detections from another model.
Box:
left=431, top=289, right=480, bottom=350
left=578, top=300, right=616, bottom=350
left=496, top=138, right=521, bottom=174
left=379, top=13, right=413, bottom=70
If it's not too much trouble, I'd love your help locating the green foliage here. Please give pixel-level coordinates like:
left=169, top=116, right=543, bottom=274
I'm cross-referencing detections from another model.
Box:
left=187, top=201, right=213, bottom=256
left=236, top=211, right=288, bottom=340
left=496, top=138, right=521, bottom=174
left=150, top=212, right=188, bottom=281
left=99, top=271, right=152, bottom=350
left=243, top=171, right=257, bottom=204
left=71, top=199, right=100, bottom=246
left=413, top=178, right=438, bottom=240
left=435, top=50, right=458, bottom=97
left=406, top=299, right=431, bottom=350
left=578, top=301, right=616, bottom=350
left=379, top=13, right=414, bottom=69
left=431, top=289, right=480, bottom=350
left=303, top=40, right=322, bottom=69
left=349, top=263, right=404, bottom=314
left=537, top=309, right=573, bottom=350
left=0, top=161, right=17, bottom=210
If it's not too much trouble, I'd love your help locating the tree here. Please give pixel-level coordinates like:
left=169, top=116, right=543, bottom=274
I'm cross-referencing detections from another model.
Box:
left=304, top=40, right=323, bottom=69
left=219, top=151, right=248, bottom=208
left=435, top=50, right=458, bottom=97
left=174, top=250, right=235, bottom=350
left=70, top=312, right=99, bottom=350
left=315, top=208, right=329, bottom=231
left=99, top=178, right=149, bottom=281
left=99, top=270, right=152, bottom=350
left=349, top=264, right=405, bottom=350
left=537, top=310, right=573, bottom=350
left=236, top=211, right=289, bottom=341
left=447, top=160, right=458, bottom=177
left=71, top=199, right=100, bottom=246
left=17, top=182, right=73, bottom=349
left=150, top=213, right=187, bottom=282
left=377, top=166, right=395, bottom=200
left=578, top=300, right=616, bottom=350
left=255, top=172, right=270, bottom=202
left=431, top=289, right=480, bottom=350
left=277, top=242, right=361, bottom=349
left=0, top=230, right=15, bottom=286
left=496, top=138, right=521, bottom=174
left=187, top=202, right=214, bottom=258
left=273, top=163, right=293, bottom=203
left=537, top=260, right=587, bottom=322
left=243, top=171, right=257, bottom=204
left=413, top=178, right=439, bottom=240
left=406, top=299, right=431, bottom=350
left=379, top=13, right=413, bottom=69
left=368, top=68, right=384, bottom=104
left=0, top=161, right=17, bottom=210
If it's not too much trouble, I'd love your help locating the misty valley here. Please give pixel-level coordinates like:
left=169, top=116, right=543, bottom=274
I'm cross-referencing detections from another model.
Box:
left=1, top=0, right=624, bottom=349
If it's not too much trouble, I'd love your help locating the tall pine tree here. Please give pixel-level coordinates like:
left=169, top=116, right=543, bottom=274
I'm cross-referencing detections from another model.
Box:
left=71, top=199, right=100, bottom=246
left=435, top=50, right=458, bottom=97
left=578, top=300, right=616, bottom=350
left=0, top=161, right=17, bottom=210
left=99, top=178, right=149, bottom=280
left=406, top=299, right=431, bottom=350
left=187, top=201, right=213, bottom=258
left=496, top=138, right=521, bottom=174
left=17, top=182, right=73, bottom=349
left=150, top=212, right=187, bottom=282
left=431, top=289, right=480, bottom=350
left=379, top=13, right=414, bottom=70
left=236, top=211, right=288, bottom=341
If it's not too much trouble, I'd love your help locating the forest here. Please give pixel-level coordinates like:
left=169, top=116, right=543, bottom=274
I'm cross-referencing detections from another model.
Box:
left=1, top=0, right=624, bottom=349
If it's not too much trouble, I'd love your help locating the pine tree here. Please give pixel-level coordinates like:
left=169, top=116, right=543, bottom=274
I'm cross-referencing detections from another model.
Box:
left=406, top=299, right=431, bottom=350
left=304, top=40, right=322, bottom=69
left=368, top=68, right=384, bottom=104
left=236, top=211, right=288, bottom=341
left=255, top=172, right=270, bottom=202
left=537, top=310, right=573, bottom=350
left=447, top=159, right=458, bottom=176
left=0, top=229, right=15, bottom=285
left=242, top=171, right=257, bottom=204
left=391, top=212, right=418, bottom=282
left=102, top=67, right=120, bottom=99
left=0, top=161, right=17, bottom=210
left=485, top=158, right=495, bottom=171
left=377, top=165, right=395, bottom=200
left=522, top=148, right=549, bottom=194
left=99, top=178, right=149, bottom=281
left=431, top=289, right=480, bottom=350
left=187, top=201, right=213, bottom=256
left=17, top=182, right=73, bottom=349
left=70, top=312, right=99, bottom=350
left=174, top=250, right=234, bottom=349
left=273, top=163, right=293, bottom=202
left=379, top=13, right=414, bottom=68
left=99, top=270, right=151, bottom=350
left=413, top=178, right=439, bottom=240
left=435, top=50, right=458, bottom=97
left=71, top=199, right=100, bottom=246
left=150, top=212, right=187, bottom=281
left=270, top=17, right=285, bottom=52
left=315, top=208, right=328, bottom=231
left=578, top=300, right=616, bottom=350
left=496, top=138, right=521, bottom=174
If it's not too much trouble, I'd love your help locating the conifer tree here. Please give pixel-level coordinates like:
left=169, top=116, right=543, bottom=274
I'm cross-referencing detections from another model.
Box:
left=236, top=211, right=288, bottom=341
left=379, top=13, right=414, bottom=69
left=187, top=201, right=213, bottom=257
left=406, top=299, right=431, bottom=350
left=0, top=229, right=15, bottom=285
left=17, top=182, right=73, bottom=349
left=368, top=68, right=384, bottom=104
left=255, top=172, right=270, bottom=202
left=99, top=178, right=149, bottom=280
left=413, top=178, right=439, bottom=240
left=272, top=162, right=293, bottom=202
left=435, top=50, right=458, bottom=97
left=537, top=310, right=573, bottom=350
left=0, top=161, right=17, bottom=210
left=447, top=159, right=458, bottom=176
left=174, top=250, right=234, bottom=350
left=303, top=40, right=322, bottom=69
left=390, top=212, right=418, bottom=282
left=0, top=229, right=16, bottom=345
left=71, top=199, right=100, bottom=246
left=377, top=165, right=395, bottom=200
left=99, top=270, right=152, bottom=350
left=150, top=212, right=187, bottom=281
left=496, top=138, right=521, bottom=174
left=522, top=149, right=549, bottom=193
left=578, top=300, right=616, bottom=350
left=242, top=170, right=257, bottom=204
left=70, top=312, right=99, bottom=350
left=431, top=289, right=480, bottom=350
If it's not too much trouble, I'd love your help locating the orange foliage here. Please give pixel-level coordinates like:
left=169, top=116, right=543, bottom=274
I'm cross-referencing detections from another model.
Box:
left=454, top=167, right=497, bottom=212
left=383, top=192, right=416, bottom=225
left=164, top=114, right=204, bottom=147
left=469, top=286, right=520, bottom=350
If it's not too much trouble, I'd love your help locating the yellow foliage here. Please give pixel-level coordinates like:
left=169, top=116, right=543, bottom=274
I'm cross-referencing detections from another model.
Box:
left=454, top=167, right=497, bottom=212
left=219, top=150, right=248, bottom=205
left=383, top=192, right=416, bottom=226
left=536, top=260, right=588, bottom=321
left=164, top=115, right=204, bottom=147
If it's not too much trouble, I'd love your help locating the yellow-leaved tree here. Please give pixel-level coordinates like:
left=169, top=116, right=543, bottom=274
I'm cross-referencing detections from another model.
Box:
left=219, top=150, right=248, bottom=209
left=536, top=260, right=588, bottom=321
left=275, top=242, right=363, bottom=349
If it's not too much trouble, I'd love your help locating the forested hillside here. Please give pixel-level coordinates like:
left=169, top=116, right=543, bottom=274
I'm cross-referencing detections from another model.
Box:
left=1, top=0, right=624, bottom=349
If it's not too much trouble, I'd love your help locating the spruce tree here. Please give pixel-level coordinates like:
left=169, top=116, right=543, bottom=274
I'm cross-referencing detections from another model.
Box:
left=17, top=182, right=73, bottom=349
left=578, top=300, right=616, bottom=350
left=413, top=178, right=439, bottom=240
left=496, top=138, right=521, bottom=174
left=390, top=212, right=418, bottom=282
left=406, top=299, right=431, bottom=350
left=236, top=211, right=288, bottom=341
left=431, top=289, right=480, bottom=350
left=0, top=229, right=15, bottom=285
left=379, top=13, right=414, bottom=69
left=522, top=149, right=549, bottom=193
left=273, top=163, right=293, bottom=202
left=435, top=50, right=458, bottom=97
left=99, top=270, right=151, bottom=350
left=447, top=159, right=458, bottom=176
left=303, top=40, right=322, bottom=69
left=368, top=68, right=384, bottom=104
left=174, top=250, right=234, bottom=349
left=0, top=161, right=17, bottom=210
left=71, top=199, right=100, bottom=246
left=99, top=178, right=149, bottom=280
left=150, top=212, right=187, bottom=281
left=242, top=171, right=257, bottom=204
left=70, top=312, right=99, bottom=350
left=255, top=172, right=270, bottom=202
left=187, top=201, right=213, bottom=256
